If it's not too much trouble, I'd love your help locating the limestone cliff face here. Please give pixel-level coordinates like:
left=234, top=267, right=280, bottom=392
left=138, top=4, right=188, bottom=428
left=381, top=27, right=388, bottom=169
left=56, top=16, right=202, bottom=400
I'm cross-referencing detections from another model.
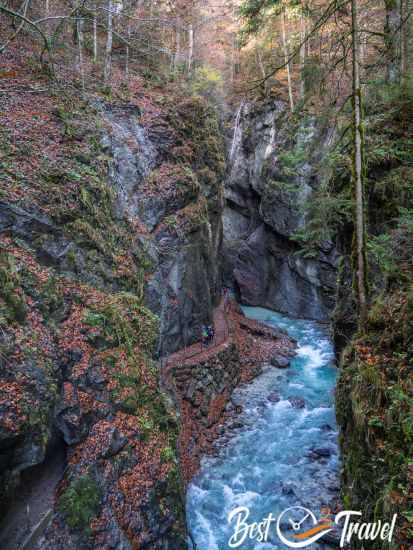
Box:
left=102, top=98, right=224, bottom=356
left=224, top=100, right=338, bottom=322
left=0, top=89, right=225, bottom=549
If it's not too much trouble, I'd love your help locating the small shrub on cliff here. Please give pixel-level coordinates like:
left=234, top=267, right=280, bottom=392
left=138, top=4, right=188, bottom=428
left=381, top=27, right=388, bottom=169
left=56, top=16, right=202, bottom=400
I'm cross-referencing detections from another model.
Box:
left=190, top=66, right=223, bottom=99
left=83, top=292, right=158, bottom=355
left=58, top=475, right=101, bottom=533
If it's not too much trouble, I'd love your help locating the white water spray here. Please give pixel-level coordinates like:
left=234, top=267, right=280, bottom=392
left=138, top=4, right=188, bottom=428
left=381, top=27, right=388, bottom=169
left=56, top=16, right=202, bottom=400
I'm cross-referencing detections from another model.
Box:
left=229, top=101, right=245, bottom=162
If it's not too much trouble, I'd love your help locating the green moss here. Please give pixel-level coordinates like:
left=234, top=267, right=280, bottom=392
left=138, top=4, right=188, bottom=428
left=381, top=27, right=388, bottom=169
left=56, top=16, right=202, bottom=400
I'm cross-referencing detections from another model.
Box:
left=58, top=475, right=101, bottom=533
left=0, top=250, right=27, bottom=324
left=160, top=446, right=176, bottom=464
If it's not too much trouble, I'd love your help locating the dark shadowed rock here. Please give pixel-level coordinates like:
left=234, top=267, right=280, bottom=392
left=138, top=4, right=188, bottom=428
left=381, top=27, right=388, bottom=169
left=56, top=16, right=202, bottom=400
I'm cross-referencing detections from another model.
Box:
left=102, top=428, right=128, bottom=458
left=307, top=447, right=333, bottom=460
left=288, top=396, right=305, bottom=409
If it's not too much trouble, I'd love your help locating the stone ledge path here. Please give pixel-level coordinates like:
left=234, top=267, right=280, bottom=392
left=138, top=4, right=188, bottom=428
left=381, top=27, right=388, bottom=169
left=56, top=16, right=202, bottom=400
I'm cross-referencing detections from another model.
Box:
left=163, top=299, right=231, bottom=373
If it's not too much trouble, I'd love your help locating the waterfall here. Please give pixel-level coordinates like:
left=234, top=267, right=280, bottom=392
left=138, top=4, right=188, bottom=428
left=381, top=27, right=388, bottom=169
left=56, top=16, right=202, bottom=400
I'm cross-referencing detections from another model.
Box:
left=229, top=101, right=245, bottom=162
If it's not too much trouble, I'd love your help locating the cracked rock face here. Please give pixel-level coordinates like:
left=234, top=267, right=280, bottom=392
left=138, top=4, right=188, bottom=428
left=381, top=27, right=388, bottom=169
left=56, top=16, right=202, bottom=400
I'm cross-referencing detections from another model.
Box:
left=224, top=100, right=338, bottom=322
left=101, top=100, right=224, bottom=355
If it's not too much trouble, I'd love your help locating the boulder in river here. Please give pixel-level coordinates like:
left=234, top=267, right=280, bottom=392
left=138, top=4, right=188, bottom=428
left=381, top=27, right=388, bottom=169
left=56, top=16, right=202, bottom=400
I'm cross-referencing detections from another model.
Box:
left=288, top=396, right=306, bottom=409
left=307, top=447, right=332, bottom=460
left=320, top=423, right=334, bottom=432
left=267, top=391, right=281, bottom=403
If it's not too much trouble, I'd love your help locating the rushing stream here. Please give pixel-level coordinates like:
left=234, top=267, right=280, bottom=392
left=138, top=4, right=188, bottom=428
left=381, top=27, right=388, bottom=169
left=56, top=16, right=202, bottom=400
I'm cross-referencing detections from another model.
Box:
left=186, top=306, right=340, bottom=549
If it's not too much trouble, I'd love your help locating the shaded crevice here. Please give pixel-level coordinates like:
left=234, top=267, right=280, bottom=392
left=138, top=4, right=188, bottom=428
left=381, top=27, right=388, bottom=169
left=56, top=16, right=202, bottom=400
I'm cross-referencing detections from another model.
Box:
left=0, top=433, right=67, bottom=550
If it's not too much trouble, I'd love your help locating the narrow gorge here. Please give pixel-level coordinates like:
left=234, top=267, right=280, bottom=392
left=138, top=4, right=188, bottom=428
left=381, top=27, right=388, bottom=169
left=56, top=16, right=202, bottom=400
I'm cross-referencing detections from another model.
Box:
left=1, top=5, right=413, bottom=545
left=0, top=88, right=344, bottom=549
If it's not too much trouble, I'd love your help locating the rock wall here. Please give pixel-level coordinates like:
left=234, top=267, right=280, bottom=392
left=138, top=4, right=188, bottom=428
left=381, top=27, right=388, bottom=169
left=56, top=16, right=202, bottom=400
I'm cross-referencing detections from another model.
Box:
left=224, top=100, right=338, bottom=322
left=171, top=342, right=241, bottom=482
left=102, top=98, right=224, bottom=356
left=0, top=88, right=225, bottom=549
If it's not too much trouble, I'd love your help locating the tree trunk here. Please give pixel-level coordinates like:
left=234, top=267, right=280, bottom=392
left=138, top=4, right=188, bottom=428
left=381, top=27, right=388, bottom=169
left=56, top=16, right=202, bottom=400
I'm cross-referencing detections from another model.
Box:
left=299, top=10, right=306, bottom=100
left=351, top=0, right=368, bottom=326
left=400, top=0, right=407, bottom=74
left=174, top=18, right=181, bottom=72
left=187, top=23, right=194, bottom=74
left=384, top=0, right=401, bottom=83
left=93, top=5, right=98, bottom=63
left=281, top=8, right=294, bottom=112
left=125, top=5, right=130, bottom=78
left=104, top=0, right=113, bottom=83
left=256, top=49, right=266, bottom=80
left=77, top=16, right=85, bottom=91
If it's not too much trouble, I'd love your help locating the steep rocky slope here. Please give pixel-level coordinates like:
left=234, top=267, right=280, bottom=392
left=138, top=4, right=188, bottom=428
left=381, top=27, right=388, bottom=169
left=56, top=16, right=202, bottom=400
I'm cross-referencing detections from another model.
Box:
left=335, top=83, right=413, bottom=548
left=0, top=64, right=224, bottom=548
left=224, top=100, right=338, bottom=322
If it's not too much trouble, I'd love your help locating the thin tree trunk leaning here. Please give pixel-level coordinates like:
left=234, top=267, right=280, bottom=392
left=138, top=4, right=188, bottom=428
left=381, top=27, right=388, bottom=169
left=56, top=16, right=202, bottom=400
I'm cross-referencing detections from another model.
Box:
left=281, top=7, right=294, bottom=112
left=351, top=0, right=368, bottom=327
left=384, top=0, right=401, bottom=83
left=104, top=0, right=113, bottom=83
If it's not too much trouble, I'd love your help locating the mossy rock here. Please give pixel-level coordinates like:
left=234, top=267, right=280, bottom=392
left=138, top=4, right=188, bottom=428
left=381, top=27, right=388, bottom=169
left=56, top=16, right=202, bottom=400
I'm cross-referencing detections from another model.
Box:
left=58, top=475, right=101, bottom=533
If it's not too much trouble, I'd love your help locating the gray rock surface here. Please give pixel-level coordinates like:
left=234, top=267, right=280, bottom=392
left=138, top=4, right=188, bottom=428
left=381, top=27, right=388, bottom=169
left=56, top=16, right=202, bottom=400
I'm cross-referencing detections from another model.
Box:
left=102, top=103, right=223, bottom=354
left=224, top=100, right=338, bottom=321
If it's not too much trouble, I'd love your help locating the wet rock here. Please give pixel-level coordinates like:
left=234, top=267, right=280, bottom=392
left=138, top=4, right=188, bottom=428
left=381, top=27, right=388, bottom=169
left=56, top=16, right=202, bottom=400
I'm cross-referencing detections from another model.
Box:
left=223, top=100, right=338, bottom=322
left=267, top=391, right=281, bottom=403
left=286, top=371, right=298, bottom=378
left=320, top=423, right=334, bottom=431
left=288, top=396, right=306, bottom=409
left=308, top=447, right=332, bottom=460
left=279, top=521, right=294, bottom=532
left=281, top=484, right=295, bottom=496
left=321, top=529, right=342, bottom=547
left=229, top=420, right=244, bottom=430
left=270, top=354, right=290, bottom=368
